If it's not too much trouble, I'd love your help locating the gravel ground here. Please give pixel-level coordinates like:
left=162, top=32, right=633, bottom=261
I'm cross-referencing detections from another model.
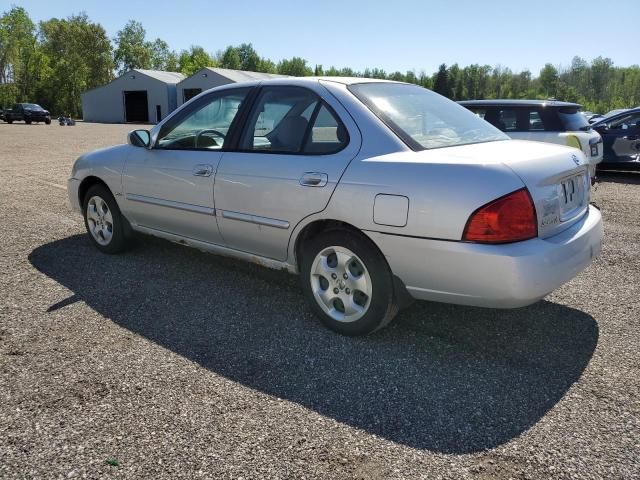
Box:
left=0, top=122, right=638, bottom=479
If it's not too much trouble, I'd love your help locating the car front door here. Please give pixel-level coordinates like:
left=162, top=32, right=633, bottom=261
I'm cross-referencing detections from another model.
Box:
left=597, top=112, right=640, bottom=164
left=122, top=87, right=252, bottom=245
left=214, top=85, right=361, bottom=261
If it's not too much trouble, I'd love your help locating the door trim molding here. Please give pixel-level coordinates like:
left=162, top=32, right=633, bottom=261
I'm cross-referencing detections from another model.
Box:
left=220, top=210, right=290, bottom=229
left=126, top=193, right=215, bottom=215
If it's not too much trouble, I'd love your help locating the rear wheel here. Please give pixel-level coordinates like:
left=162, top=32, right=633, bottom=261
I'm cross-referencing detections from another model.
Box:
left=83, top=184, right=129, bottom=254
left=7, top=119, right=12, bottom=124
left=300, top=229, right=398, bottom=335
left=44, top=118, right=51, bottom=125
left=25, top=120, right=31, bottom=124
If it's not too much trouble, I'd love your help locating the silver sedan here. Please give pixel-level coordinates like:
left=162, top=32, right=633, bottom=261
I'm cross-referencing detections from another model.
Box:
left=68, top=78, right=603, bottom=335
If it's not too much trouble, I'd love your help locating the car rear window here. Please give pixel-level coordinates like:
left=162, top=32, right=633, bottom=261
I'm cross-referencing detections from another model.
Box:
left=557, top=108, right=591, bottom=131
left=349, top=83, right=507, bottom=150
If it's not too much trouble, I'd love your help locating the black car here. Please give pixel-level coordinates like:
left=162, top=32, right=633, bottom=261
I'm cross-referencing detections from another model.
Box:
left=592, top=108, right=640, bottom=170
left=3, top=103, right=51, bottom=124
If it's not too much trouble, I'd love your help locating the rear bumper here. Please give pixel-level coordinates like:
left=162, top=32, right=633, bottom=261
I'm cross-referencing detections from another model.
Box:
left=366, top=205, right=603, bottom=308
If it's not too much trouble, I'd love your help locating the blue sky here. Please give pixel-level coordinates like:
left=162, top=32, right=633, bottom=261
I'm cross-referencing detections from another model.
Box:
left=9, top=0, right=637, bottom=75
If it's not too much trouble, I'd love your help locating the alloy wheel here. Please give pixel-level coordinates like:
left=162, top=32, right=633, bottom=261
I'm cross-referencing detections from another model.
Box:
left=309, top=246, right=372, bottom=322
left=86, top=195, right=113, bottom=246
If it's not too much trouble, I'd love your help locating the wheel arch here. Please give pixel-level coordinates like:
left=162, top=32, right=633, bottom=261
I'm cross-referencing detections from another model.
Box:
left=293, top=219, right=362, bottom=271
left=77, top=175, right=111, bottom=207
left=78, top=176, right=133, bottom=238
left=292, top=218, right=413, bottom=308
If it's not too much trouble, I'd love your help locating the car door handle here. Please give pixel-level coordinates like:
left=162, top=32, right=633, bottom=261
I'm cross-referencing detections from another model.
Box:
left=300, top=172, right=328, bottom=187
left=192, top=164, right=213, bottom=177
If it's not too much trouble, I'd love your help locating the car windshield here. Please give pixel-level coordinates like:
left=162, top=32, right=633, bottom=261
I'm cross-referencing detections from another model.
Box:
left=22, top=103, right=43, bottom=110
left=349, top=83, right=507, bottom=150
left=557, top=108, right=591, bottom=131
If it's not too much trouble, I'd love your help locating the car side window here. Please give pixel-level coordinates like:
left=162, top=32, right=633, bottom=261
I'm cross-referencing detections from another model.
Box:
left=303, top=104, right=349, bottom=154
left=528, top=110, right=545, bottom=131
left=609, top=114, right=640, bottom=130
left=497, top=109, right=517, bottom=131
left=239, top=86, right=348, bottom=154
left=155, top=88, right=250, bottom=150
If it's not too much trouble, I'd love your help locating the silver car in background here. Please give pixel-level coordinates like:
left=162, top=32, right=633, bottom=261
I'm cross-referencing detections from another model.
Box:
left=68, top=78, right=603, bottom=335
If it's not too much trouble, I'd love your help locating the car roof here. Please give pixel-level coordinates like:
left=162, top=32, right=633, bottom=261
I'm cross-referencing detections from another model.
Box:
left=459, top=99, right=582, bottom=108
left=259, top=76, right=398, bottom=86
left=212, top=77, right=401, bottom=89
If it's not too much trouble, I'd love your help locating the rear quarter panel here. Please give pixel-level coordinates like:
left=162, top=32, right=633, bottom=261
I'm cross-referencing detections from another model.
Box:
left=317, top=150, right=525, bottom=241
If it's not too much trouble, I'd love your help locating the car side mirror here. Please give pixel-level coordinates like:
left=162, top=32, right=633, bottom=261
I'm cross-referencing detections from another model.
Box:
left=128, top=129, right=151, bottom=148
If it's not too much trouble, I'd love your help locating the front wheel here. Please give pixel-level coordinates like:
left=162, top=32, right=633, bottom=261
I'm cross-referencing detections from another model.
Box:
left=300, top=230, right=398, bottom=335
left=83, top=184, right=129, bottom=254
left=44, top=118, right=51, bottom=125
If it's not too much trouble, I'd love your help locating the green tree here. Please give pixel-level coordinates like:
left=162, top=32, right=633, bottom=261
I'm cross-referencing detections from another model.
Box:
left=38, top=13, right=113, bottom=116
left=177, top=45, right=214, bottom=75
left=277, top=56, right=312, bottom=76
left=432, top=63, right=450, bottom=97
left=256, top=57, right=276, bottom=73
left=447, top=64, right=463, bottom=100
left=539, top=63, right=559, bottom=98
left=218, top=45, right=241, bottom=69
left=0, top=6, right=37, bottom=104
left=113, top=20, right=152, bottom=74
left=149, top=38, right=178, bottom=71
left=236, top=43, right=260, bottom=71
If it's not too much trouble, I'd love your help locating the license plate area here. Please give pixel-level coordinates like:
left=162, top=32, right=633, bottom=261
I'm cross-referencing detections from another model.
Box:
left=591, top=144, right=598, bottom=156
left=559, top=174, right=586, bottom=219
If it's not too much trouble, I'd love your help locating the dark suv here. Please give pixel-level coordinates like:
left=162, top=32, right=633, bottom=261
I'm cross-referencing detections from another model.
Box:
left=3, top=103, right=51, bottom=124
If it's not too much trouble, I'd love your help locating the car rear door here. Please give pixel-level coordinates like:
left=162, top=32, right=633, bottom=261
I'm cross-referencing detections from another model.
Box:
left=214, top=84, right=361, bottom=261
left=122, top=87, right=252, bottom=245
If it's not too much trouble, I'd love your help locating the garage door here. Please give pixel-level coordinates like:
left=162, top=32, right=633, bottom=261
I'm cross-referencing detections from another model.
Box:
left=124, top=91, right=149, bottom=123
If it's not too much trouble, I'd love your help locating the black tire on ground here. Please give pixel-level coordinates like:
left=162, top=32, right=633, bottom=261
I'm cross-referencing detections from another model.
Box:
left=82, top=184, right=129, bottom=254
left=300, top=229, right=399, bottom=335
left=25, top=120, right=31, bottom=124
left=7, top=119, right=12, bottom=124
left=44, top=118, right=51, bottom=125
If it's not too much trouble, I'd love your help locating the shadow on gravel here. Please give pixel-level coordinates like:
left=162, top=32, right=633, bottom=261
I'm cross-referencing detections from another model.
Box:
left=597, top=171, right=640, bottom=185
left=29, top=234, right=598, bottom=454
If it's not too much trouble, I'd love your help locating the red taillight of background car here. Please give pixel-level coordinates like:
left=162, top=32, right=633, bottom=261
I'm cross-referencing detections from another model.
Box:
left=463, top=188, right=538, bottom=243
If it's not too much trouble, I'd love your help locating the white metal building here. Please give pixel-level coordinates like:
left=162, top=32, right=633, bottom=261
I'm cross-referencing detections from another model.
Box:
left=81, top=69, right=185, bottom=123
left=177, top=68, right=287, bottom=106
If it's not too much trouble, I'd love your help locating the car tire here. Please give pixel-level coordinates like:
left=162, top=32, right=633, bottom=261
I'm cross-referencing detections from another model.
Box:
left=7, top=119, right=12, bottom=124
left=45, top=118, right=51, bottom=125
left=300, top=229, right=398, bottom=335
left=83, top=184, right=129, bottom=254
left=25, top=120, right=31, bottom=124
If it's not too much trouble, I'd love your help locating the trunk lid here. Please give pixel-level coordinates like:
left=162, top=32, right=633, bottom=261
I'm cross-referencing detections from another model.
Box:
left=493, top=140, right=590, bottom=238
left=411, top=139, right=591, bottom=239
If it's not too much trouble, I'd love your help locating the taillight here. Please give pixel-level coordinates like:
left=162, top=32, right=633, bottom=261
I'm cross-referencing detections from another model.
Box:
left=463, top=188, right=537, bottom=243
